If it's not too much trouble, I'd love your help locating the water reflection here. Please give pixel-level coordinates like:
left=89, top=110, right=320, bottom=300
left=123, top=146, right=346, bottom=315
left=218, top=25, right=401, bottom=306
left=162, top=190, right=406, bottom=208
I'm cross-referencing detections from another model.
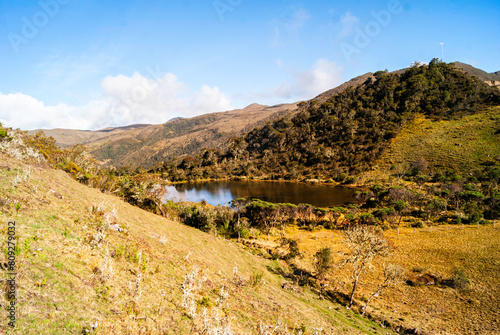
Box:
left=163, top=180, right=356, bottom=207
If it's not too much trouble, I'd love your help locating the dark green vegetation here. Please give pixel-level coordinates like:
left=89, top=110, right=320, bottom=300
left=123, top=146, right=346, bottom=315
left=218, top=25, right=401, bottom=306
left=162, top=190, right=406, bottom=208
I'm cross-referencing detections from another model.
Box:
left=155, top=60, right=500, bottom=181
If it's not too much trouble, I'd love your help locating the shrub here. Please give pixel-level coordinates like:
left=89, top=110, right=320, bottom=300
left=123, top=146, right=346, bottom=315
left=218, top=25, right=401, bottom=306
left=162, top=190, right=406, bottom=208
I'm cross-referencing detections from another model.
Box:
left=373, top=207, right=396, bottom=221
left=278, top=238, right=300, bottom=260
left=451, top=268, right=471, bottom=291
left=238, top=227, right=250, bottom=239
left=468, top=211, right=483, bottom=224
left=314, top=247, right=333, bottom=279
left=355, top=212, right=377, bottom=225
left=250, top=271, right=264, bottom=289
left=409, top=157, right=429, bottom=176
left=198, top=296, right=212, bottom=308
left=0, top=128, right=8, bottom=140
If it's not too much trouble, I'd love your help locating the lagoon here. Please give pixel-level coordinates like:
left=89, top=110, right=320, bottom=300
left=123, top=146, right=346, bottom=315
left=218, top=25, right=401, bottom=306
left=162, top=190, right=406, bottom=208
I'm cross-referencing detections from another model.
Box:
left=163, top=180, right=356, bottom=207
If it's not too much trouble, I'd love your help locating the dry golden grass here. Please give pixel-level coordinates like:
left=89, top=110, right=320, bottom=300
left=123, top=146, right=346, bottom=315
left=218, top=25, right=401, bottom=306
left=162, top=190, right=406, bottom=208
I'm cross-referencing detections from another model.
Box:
left=277, top=224, right=500, bottom=334
left=0, top=153, right=391, bottom=334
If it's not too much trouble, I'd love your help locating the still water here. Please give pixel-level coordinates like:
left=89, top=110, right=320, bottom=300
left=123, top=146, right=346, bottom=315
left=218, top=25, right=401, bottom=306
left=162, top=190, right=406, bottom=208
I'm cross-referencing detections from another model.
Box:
left=163, top=180, right=356, bottom=207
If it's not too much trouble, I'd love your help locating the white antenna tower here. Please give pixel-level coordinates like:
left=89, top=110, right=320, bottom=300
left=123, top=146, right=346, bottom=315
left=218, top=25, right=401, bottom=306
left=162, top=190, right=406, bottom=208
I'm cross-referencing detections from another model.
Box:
left=439, top=43, right=444, bottom=62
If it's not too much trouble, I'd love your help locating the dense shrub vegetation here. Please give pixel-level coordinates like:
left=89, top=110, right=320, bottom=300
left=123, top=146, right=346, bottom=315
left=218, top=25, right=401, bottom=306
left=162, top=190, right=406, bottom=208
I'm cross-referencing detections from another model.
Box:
left=155, top=60, right=500, bottom=181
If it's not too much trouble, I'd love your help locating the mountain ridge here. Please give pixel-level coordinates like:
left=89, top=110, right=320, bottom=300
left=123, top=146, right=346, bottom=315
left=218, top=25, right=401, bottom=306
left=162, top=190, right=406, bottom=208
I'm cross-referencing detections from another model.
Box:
left=155, top=60, right=500, bottom=181
left=454, top=61, right=500, bottom=83
left=33, top=61, right=499, bottom=169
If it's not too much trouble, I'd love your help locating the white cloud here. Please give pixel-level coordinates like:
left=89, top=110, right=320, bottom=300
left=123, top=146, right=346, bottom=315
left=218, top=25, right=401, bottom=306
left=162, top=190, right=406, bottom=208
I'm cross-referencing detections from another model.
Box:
left=284, top=8, right=310, bottom=31
left=0, top=92, right=100, bottom=130
left=193, top=85, right=231, bottom=113
left=338, top=12, right=360, bottom=39
left=261, top=59, right=344, bottom=101
left=271, top=7, right=310, bottom=46
left=0, top=72, right=233, bottom=130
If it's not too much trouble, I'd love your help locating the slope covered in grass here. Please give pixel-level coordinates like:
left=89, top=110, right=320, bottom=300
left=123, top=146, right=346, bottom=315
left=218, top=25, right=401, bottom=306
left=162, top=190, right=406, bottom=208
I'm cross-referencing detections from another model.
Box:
left=0, top=151, right=392, bottom=334
left=376, top=106, right=500, bottom=174
left=276, top=224, right=500, bottom=334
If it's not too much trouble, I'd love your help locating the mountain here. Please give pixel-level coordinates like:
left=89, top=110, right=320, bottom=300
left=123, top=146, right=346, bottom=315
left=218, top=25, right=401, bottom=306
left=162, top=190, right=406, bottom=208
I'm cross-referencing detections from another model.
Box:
left=34, top=62, right=498, bottom=170
left=0, top=143, right=394, bottom=334
left=158, top=60, right=500, bottom=181
left=33, top=72, right=375, bottom=169
left=454, top=61, right=500, bottom=84
left=94, top=102, right=301, bottom=167
left=32, top=103, right=300, bottom=167
left=29, top=124, right=153, bottom=147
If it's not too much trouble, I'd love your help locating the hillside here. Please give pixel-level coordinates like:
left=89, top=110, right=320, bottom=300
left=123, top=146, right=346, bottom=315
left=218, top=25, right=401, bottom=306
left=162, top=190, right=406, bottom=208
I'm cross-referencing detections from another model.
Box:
left=374, top=106, right=500, bottom=175
left=158, top=61, right=500, bottom=181
left=32, top=62, right=498, bottom=171
left=454, top=61, right=500, bottom=84
left=33, top=103, right=300, bottom=169
left=27, top=124, right=153, bottom=147
left=3, top=123, right=500, bottom=334
left=32, top=72, right=383, bottom=170
left=0, top=146, right=395, bottom=334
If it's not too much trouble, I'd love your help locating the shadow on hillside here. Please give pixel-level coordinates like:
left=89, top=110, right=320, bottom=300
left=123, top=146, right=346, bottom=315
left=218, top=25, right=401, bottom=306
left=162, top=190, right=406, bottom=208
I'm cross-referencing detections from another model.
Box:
left=324, top=289, right=350, bottom=305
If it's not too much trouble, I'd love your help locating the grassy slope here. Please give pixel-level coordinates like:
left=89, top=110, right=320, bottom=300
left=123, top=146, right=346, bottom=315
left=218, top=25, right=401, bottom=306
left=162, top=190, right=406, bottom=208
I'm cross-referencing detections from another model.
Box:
left=278, top=224, right=500, bottom=335
left=376, top=106, right=500, bottom=174
left=307, top=105, right=500, bottom=334
left=251, top=105, right=500, bottom=334
left=0, top=153, right=389, bottom=334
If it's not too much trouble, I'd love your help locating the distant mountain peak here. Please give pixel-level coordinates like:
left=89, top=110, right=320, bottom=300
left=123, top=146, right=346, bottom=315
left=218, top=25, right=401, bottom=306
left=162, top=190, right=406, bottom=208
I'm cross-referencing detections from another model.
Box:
left=453, top=61, right=500, bottom=83
left=167, top=117, right=184, bottom=122
left=244, top=103, right=267, bottom=109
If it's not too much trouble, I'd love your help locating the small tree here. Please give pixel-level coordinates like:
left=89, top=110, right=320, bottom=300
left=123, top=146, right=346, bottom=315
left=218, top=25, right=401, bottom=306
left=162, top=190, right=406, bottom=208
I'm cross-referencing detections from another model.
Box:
left=314, top=247, right=333, bottom=279
left=361, top=264, right=405, bottom=316
left=393, top=200, right=409, bottom=225
left=343, top=226, right=391, bottom=309
left=279, top=238, right=301, bottom=261
left=0, top=123, right=8, bottom=140
left=410, top=157, right=429, bottom=176
left=230, top=198, right=248, bottom=231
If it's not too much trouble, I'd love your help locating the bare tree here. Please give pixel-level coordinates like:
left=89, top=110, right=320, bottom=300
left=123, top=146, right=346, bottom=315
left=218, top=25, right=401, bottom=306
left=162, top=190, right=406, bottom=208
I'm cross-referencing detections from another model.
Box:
left=361, top=264, right=405, bottom=316
left=343, top=226, right=391, bottom=309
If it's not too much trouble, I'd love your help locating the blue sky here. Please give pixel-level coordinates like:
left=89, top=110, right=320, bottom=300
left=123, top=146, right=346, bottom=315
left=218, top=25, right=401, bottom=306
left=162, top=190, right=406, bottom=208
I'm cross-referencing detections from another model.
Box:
left=0, top=0, right=499, bottom=130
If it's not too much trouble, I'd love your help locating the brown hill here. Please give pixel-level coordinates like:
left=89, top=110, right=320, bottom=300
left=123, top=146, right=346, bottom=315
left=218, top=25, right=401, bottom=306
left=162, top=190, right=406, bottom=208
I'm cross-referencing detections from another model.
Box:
left=94, top=102, right=299, bottom=168
left=34, top=72, right=377, bottom=169
left=34, top=62, right=499, bottom=169
left=33, top=103, right=299, bottom=168
left=29, top=124, right=153, bottom=147
left=454, top=61, right=500, bottom=83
